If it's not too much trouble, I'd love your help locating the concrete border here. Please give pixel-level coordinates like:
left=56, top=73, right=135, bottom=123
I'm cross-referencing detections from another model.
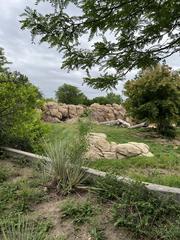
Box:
left=2, top=147, right=180, bottom=201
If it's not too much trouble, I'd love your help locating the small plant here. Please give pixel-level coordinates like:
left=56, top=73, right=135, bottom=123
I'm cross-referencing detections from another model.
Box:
left=90, top=227, right=106, bottom=240
left=0, top=167, right=9, bottom=183
left=43, top=120, right=90, bottom=195
left=0, top=179, right=47, bottom=216
left=92, top=175, right=128, bottom=202
left=0, top=215, right=51, bottom=240
left=61, top=200, right=94, bottom=224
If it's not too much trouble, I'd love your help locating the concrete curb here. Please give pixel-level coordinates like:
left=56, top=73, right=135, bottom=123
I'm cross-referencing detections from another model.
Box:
left=2, top=147, right=180, bottom=201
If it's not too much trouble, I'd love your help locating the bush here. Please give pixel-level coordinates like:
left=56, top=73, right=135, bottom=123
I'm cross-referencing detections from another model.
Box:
left=0, top=53, right=47, bottom=153
left=0, top=49, right=46, bottom=152
left=124, top=64, right=180, bottom=138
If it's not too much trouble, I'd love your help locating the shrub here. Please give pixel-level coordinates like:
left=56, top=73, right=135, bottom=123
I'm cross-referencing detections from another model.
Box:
left=124, top=64, right=180, bottom=138
left=61, top=200, right=94, bottom=224
left=43, top=120, right=90, bottom=195
left=0, top=48, right=47, bottom=153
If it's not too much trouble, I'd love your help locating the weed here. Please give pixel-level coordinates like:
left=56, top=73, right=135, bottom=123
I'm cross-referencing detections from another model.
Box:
left=92, top=175, right=128, bottom=202
left=61, top=200, right=95, bottom=224
left=93, top=175, right=180, bottom=240
left=0, top=179, right=47, bottom=217
left=90, top=227, right=106, bottom=240
left=0, top=215, right=52, bottom=240
left=0, top=167, right=9, bottom=183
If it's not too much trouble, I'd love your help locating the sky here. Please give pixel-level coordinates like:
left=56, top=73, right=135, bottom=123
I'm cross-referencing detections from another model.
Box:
left=0, top=0, right=180, bottom=99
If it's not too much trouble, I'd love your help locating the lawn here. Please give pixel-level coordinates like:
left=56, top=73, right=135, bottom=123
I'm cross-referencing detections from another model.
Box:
left=46, top=123, right=180, bottom=188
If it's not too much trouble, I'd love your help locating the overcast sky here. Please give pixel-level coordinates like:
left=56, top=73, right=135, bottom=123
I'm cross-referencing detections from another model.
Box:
left=1, top=0, right=180, bottom=99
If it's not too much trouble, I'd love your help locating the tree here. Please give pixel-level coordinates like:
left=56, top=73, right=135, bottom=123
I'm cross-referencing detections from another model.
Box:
left=55, top=84, right=87, bottom=105
left=0, top=47, right=10, bottom=73
left=90, top=92, right=123, bottom=105
left=0, top=48, right=46, bottom=152
left=21, top=0, right=180, bottom=89
left=106, top=93, right=123, bottom=105
left=124, top=64, right=180, bottom=138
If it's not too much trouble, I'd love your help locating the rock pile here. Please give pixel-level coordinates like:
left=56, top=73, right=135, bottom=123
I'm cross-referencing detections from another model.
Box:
left=87, top=133, right=153, bottom=160
left=42, top=102, right=129, bottom=123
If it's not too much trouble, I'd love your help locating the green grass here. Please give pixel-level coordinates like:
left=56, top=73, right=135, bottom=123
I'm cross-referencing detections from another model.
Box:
left=60, top=200, right=95, bottom=224
left=46, top=123, right=180, bottom=187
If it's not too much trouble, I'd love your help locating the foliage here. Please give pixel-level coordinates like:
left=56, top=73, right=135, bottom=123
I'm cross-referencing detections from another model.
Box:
left=0, top=215, right=51, bottom=240
left=89, top=92, right=123, bottom=105
left=90, top=227, right=106, bottom=240
left=61, top=200, right=94, bottom=224
left=55, top=83, right=87, bottom=105
left=124, top=64, right=180, bottom=138
left=93, top=175, right=180, bottom=240
left=0, top=47, right=10, bottom=73
left=55, top=83, right=123, bottom=105
left=0, top=167, right=9, bottom=183
left=21, top=0, right=180, bottom=89
left=43, top=120, right=90, bottom=195
left=92, top=175, right=127, bottom=202
left=112, top=189, right=180, bottom=240
left=0, top=49, right=47, bottom=153
left=0, top=179, right=47, bottom=217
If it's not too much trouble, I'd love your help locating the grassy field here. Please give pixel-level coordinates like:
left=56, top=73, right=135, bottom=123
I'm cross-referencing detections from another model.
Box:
left=47, top=123, right=180, bottom=188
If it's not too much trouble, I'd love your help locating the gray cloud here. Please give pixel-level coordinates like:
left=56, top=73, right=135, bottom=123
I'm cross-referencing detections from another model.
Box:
left=0, top=0, right=179, bottom=99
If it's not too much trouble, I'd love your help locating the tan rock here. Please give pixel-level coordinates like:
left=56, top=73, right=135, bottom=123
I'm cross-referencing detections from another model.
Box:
left=116, top=143, right=142, bottom=157
left=86, top=133, right=153, bottom=160
left=42, top=102, right=128, bottom=123
left=103, top=152, right=117, bottom=159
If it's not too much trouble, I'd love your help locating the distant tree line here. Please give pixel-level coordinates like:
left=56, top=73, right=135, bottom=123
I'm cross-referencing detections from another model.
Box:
left=55, top=83, right=123, bottom=105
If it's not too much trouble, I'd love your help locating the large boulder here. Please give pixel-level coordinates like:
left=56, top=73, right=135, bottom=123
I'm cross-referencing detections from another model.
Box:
left=87, top=133, right=153, bottom=160
left=42, top=102, right=128, bottom=123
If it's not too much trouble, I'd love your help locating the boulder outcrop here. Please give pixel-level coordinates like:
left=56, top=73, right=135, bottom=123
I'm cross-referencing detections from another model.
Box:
left=86, top=132, right=153, bottom=160
left=42, top=102, right=129, bottom=123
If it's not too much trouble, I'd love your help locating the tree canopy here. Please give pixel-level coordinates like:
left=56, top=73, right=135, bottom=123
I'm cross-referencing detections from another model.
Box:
left=21, top=0, right=180, bottom=89
left=124, top=64, right=180, bottom=138
left=56, top=83, right=87, bottom=104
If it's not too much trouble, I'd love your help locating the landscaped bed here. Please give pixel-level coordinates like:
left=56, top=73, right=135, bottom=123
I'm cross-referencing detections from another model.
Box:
left=47, top=123, right=180, bottom=188
left=0, top=156, right=134, bottom=240
left=0, top=155, right=180, bottom=240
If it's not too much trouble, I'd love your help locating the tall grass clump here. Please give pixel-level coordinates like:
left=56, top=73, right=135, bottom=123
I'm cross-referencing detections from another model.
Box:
left=43, top=119, right=91, bottom=195
left=0, top=215, right=50, bottom=240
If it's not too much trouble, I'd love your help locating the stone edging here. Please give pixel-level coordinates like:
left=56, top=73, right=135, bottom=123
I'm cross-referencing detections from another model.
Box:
left=2, top=147, right=180, bottom=201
